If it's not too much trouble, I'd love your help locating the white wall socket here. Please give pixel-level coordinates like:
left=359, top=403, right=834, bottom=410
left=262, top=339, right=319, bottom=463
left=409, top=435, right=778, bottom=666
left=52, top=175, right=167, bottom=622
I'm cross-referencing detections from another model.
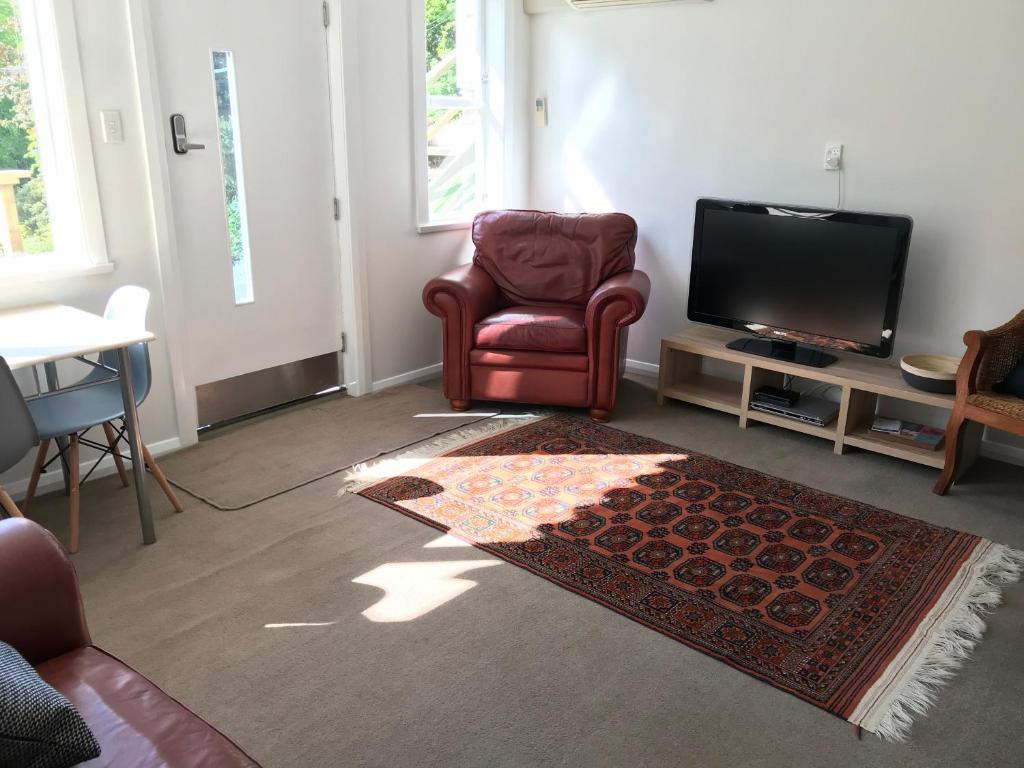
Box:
left=823, top=142, right=843, bottom=171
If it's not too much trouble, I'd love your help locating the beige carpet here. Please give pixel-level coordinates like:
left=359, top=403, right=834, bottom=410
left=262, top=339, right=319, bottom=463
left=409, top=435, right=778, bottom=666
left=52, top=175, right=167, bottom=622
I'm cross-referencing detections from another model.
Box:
left=161, top=384, right=488, bottom=509
left=23, top=376, right=1024, bottom=768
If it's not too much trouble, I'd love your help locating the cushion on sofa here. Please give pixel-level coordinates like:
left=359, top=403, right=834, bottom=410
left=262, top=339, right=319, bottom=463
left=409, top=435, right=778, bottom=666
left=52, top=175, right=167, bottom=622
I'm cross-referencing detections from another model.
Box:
left=0, top=641, right=100, bottom=768
left=474, top=306, right=587, bottom=354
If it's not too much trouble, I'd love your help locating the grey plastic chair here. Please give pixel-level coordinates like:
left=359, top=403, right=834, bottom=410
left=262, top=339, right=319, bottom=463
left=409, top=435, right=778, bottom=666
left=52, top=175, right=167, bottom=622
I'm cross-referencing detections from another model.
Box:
left=22, top=288, right=183, bottom=553
left=0, top=357, right=38, bottom=519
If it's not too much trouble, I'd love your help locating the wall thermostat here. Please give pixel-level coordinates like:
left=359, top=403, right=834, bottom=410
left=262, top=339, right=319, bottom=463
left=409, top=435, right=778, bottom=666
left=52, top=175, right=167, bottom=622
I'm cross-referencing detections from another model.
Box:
left=535, top=97, right=548, bottom=127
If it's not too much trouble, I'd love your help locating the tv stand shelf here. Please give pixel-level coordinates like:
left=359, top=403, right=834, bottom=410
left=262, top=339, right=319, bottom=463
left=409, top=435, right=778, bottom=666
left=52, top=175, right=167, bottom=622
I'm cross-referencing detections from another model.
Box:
left=657, top=325, right=980, bottom=471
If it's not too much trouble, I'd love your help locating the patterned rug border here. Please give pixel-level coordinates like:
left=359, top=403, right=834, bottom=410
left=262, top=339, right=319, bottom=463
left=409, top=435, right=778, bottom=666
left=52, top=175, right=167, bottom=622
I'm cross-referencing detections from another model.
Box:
left=354, top=412, right=1024, bottom=741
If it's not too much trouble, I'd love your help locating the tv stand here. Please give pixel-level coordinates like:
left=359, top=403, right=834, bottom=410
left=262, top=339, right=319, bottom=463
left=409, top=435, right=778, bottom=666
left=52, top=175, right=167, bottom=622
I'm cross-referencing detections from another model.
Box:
left=726, top=337, right=838, bottom=368
left=657, top=325, right=982, bottom=473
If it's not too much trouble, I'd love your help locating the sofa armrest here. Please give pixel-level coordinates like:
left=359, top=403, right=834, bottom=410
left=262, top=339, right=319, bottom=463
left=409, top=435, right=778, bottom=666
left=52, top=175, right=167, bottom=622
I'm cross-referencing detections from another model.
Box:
left=0, top=518, right=90, bottom=665
left=423, top=263, right=500, bottom=402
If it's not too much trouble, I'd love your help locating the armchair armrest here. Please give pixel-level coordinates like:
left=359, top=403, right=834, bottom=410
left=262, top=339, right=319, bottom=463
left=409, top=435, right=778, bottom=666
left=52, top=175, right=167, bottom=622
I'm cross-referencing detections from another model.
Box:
left=0, top=518, right=90, bottom=665
left=585, top=270, right=651, bottom=333
left=423, top=264, right=500, bottom=402
left=963, top=309, right=1024, bottom=394
left=585, top=270, right=652, bottom=416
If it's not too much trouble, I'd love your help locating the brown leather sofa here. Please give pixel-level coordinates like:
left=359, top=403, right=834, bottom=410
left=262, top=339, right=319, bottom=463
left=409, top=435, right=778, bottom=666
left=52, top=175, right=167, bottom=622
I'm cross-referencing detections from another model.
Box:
left=423, top=210, right=651, bottom=421
left=0, top=517, right=261, bottom=767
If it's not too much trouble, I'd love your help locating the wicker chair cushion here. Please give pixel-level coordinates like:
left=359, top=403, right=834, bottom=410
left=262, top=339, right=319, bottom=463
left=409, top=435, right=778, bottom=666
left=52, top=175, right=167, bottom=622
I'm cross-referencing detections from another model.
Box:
left=968, top=392, right=1024, bottom=420
left=992, top=356, right=1024, bottom=399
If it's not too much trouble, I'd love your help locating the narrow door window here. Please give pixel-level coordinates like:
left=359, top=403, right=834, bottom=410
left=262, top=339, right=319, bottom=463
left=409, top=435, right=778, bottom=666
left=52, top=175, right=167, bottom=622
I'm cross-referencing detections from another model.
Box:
left=212, top=50, right=253, bottom=304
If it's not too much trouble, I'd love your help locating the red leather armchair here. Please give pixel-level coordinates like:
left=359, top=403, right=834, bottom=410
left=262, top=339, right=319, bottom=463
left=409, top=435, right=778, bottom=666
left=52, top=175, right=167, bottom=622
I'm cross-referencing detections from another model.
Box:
left=423, top=210, right=651, bottom=421
left=0, top=517, right=261, bottom=767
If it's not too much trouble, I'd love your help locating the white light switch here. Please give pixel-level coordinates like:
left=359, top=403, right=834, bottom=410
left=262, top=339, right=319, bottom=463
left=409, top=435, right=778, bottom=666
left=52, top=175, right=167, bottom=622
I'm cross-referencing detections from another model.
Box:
left=534, top=98, right=548, bottom=127
left=100, top=110, right=124, bottom=144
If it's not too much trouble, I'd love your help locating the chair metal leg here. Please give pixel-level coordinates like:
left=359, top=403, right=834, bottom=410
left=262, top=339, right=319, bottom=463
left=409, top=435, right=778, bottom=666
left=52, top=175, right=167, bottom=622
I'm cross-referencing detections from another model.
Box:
left=103, top=422, right=130, bottom=487
left=0, top=486, right=23, bottom=518
left=68, top=435, right=81, bottom=554
left=23, top=439, right=50, bottom=514
left=141, top=444, right=184, bottom=513
left=933, top=412, right=968, bottom=496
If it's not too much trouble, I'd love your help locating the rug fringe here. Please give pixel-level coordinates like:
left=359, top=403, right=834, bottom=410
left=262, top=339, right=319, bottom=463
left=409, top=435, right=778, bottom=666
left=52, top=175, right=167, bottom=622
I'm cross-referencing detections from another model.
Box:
left=858, top=543, right=1024, bottom=742
left=339, top=411, right=553, bottom=495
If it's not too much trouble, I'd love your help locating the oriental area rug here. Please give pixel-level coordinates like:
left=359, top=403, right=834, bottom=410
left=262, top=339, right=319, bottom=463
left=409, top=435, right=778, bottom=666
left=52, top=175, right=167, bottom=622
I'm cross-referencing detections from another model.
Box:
left=352, top=414, right=1023, bottom=741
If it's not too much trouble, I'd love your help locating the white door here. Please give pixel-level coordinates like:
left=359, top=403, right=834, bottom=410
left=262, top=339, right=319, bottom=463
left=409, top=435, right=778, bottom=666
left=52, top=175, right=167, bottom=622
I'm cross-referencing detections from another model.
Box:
left=150, top=1, right=342, bottom=410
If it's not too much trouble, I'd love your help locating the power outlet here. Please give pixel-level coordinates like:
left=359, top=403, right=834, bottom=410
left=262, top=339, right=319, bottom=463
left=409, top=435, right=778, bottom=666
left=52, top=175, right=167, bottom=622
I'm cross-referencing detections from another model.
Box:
left=823, top=142, right=843, bottom=171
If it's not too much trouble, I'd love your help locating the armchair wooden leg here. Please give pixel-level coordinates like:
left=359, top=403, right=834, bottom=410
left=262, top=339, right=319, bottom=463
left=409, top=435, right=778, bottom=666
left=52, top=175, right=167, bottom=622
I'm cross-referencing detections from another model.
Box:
left=23, top=439, right=50, bottom=515
left=589, top=408, right=611, bottom=423
left=451, top=399, right=470, bottom=412
left=103, top=422, right=130, bottom=488
left=141, top=444, right=184, bottom=513
left=0, top=486, right=23, bottom=518
left=68, top=435, right=81, bottom=554
left=933, top=411, right=968, bottom=496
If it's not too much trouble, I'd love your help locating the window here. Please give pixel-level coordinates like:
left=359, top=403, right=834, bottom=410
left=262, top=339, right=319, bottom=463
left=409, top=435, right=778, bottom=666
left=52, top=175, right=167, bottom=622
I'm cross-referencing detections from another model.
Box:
left=414, top=0, right=507, bottom=231
left=211, top=50, right=253, bottom=305
left=0, top=0, right=107, bottom=279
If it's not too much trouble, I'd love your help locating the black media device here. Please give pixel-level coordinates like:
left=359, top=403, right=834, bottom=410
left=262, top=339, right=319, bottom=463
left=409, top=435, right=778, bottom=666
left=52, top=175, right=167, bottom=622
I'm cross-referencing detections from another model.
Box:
left=753, top=386, right=800, bottom=408
left=687, top=199, right=914, bottom=368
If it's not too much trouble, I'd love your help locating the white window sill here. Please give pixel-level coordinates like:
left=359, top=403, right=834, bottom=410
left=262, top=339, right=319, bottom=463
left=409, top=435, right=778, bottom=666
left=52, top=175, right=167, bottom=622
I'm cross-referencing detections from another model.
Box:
left=0, top=260, right=115, bottom=287
left=417, top=219, right=473, bottom=235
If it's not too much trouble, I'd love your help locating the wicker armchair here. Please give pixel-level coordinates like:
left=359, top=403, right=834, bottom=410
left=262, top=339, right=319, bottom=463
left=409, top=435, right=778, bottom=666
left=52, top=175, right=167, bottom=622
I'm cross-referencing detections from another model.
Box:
left=934, top=309, right=1024, bottom=495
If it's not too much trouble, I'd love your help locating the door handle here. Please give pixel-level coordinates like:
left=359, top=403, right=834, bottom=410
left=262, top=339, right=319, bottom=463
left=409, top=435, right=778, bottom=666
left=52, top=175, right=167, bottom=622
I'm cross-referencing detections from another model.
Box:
left=170, top=113, right=206, bottom=154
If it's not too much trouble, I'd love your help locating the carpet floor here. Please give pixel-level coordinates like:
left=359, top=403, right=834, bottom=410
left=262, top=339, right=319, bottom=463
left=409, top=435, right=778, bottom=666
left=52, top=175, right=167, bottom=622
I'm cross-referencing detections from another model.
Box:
left=23, top=377, right=1024, bottom=768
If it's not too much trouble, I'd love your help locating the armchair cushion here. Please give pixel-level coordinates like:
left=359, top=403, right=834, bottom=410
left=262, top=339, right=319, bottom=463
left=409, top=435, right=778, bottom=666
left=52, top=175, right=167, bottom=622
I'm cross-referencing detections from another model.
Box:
left=474, top=306, right=586, bottom=354
left=992, top=356, right=1024, bottom=399
left=0, top=641, right=101, bottom=768
left=472, top=210, right=637, bottom=307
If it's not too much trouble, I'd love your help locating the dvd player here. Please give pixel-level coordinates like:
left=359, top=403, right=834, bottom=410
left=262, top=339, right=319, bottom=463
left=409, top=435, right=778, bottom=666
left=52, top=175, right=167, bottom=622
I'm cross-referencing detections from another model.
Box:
left=749, top=395, right=839, bottom=427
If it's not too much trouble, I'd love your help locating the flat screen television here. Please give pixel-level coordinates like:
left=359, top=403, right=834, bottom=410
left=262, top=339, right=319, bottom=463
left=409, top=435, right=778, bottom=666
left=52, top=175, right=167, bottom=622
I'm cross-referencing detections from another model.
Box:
left=687, top=198, right=913, bottom=367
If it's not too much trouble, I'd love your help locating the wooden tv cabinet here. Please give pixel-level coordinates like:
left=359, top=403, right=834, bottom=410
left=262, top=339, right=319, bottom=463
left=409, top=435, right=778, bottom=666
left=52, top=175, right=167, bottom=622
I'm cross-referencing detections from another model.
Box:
left=656, top=325, right=980, bottom=471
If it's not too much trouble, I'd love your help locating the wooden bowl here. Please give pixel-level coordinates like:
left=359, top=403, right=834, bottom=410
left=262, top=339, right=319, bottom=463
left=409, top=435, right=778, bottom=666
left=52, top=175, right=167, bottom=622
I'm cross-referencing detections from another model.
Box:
left=900, top=354, right=961, bottom=394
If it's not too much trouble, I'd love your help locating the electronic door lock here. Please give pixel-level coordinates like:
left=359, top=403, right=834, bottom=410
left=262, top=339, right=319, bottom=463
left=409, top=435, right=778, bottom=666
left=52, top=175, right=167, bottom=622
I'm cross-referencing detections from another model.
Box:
left=170, top=113, right=206, bottom=154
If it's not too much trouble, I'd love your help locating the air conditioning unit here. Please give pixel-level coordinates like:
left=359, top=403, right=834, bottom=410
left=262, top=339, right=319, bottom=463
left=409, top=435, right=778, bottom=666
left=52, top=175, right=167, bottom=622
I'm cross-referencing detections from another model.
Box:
left=524, top=0, right=712, bottom=13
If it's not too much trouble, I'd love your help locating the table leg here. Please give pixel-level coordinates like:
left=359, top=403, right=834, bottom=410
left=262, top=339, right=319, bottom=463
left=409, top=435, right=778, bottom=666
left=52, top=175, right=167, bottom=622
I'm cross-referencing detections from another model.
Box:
left=117, top=347, right=156, bottom=545
left=42, top=362, right=71, bottom=497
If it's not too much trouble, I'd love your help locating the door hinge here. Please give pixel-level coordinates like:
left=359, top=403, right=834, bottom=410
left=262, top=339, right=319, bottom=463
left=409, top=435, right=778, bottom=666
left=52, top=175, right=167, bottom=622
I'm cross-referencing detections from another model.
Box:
left=322, top=1, right=330, bottom=28
left=340, top=332, right=347, bottom=353
left=333, top=197, right=341, bottom=220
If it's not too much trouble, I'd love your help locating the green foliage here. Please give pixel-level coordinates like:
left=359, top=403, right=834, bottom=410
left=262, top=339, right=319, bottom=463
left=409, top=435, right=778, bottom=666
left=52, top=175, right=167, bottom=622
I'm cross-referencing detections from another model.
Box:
left=0, top=0, right=53, bottom=254
left=425, top=0, right=457, bottom=96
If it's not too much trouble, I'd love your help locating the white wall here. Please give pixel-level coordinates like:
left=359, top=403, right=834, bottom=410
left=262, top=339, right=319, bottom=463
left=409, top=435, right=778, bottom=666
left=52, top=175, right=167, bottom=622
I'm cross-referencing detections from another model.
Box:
left=0, top=0, right=180, bottom=493
left=529, top=0, right=1024, bottom=453
left=339, top=0, right=530, bottom=389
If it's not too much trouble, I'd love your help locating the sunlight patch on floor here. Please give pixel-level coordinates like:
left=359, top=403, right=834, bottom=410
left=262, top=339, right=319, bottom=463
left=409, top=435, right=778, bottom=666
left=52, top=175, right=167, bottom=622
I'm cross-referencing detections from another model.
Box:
left=353, top=560, right=500, bottom=622
left=264, top=622, right=338, bottom=629
left=423, top=533, right=473, bottom=548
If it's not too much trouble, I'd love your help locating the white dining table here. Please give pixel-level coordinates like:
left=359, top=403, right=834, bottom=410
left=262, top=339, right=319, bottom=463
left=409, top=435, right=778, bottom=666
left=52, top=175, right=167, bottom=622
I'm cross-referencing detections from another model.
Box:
left=0, top=303, right=159, bottom=544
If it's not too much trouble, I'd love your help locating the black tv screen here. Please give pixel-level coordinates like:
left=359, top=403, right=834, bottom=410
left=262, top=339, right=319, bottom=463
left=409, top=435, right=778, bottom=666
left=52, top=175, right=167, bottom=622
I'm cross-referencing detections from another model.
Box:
left=687, top=199, right=913, bottom=358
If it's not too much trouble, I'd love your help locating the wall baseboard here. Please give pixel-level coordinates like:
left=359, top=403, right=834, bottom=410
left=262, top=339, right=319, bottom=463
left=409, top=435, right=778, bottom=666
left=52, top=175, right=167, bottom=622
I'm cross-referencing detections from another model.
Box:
left=980, top=439, right=1024, bottom=468
left=7, top=436, right=183, bottom=502
left=372, top=362, right=443, bottom=392
left=623, top=359, right=1024, bottom=468
left=625, top=358, right=661, bottom=377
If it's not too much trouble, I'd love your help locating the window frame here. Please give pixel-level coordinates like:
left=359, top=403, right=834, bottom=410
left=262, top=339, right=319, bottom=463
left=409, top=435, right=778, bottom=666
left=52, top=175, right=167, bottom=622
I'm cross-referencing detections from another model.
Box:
left=411, top=0, right=510, bottom=233
left=0, top=0, right=109, bottom=281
